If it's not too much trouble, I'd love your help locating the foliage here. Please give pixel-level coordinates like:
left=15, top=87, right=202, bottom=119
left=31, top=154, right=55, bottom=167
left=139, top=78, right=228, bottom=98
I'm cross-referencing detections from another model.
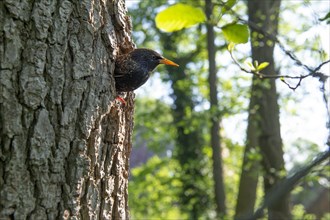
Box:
left=129, top=1, right=214, bottom=218
left=321, top=213, right=330, bottom=220
left=221, top=23, right=249, bottom=44
left=155, top=3, right=206, bottom=32
left=244, top=60, right=269, bottom=73
left=129, top=156, right=187, bottom=219
left=129, top=134, right=250, bottom=219
left=292, top=205, right=317, bottom=220
left=155, top=2, right=249, bottom=44
left=128, top=0, right=330, bottom=219
left=133, top=98, right=175, bottom=154
left=221, top=138, right=245, bottom=217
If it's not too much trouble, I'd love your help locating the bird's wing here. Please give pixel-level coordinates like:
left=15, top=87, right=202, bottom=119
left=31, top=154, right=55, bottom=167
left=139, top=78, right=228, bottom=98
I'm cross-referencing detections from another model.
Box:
left=114, top=73, right=126, bottom=78
left=114, top=56, right=136, bottom=78
left=114, top=62, right=128, bottom=78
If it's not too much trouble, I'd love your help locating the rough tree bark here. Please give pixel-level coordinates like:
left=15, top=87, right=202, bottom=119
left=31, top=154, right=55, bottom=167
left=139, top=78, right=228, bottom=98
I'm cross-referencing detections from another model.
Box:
left=235, top=0, right=290, bottom=219
left=0, top=0, right=135, bottom=219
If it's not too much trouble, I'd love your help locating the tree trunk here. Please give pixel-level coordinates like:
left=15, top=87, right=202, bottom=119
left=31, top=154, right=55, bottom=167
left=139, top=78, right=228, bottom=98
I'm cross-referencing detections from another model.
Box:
left=205, top=0, right=226, bottom=217
left=235, top=0, right=290, bottom=219
left=0, top=0, right=134, bottom=219
left=235, top=94, right=261, bottom=219
left=161, top=34, right=209, bottom=219
left=249, top=0, right=291, bottom=219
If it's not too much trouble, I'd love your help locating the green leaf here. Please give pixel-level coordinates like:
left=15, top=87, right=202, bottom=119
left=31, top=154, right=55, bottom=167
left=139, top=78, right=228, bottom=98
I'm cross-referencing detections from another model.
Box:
left=221, top=0, right=237, bottom=14
left=155, top=3, right=206, bottom=32
left=244, top=60, right=255, bottom=71
left=221, top=23, right=249, bottom=44
left=253, top=60, right=259, bottom=67
left=257, top=62, right=269, bottom=71
left=227, top=42, right=235, bottom=52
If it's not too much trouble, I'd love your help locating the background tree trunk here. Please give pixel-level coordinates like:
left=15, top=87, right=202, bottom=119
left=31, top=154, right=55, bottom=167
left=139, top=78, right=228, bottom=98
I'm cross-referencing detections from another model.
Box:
left=0, top=0, right=134, bottom=219
left=162, top=34, right=209, bottom=220
left=236, top=0, right=290, bottom=219
left=205, top=0, right=226, bottom=217
left=234, top=90, right=260, bottom=219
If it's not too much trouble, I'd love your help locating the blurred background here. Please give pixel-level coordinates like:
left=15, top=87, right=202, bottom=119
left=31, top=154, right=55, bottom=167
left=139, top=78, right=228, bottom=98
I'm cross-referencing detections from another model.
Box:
left=125, top=0, right=329, bottom=219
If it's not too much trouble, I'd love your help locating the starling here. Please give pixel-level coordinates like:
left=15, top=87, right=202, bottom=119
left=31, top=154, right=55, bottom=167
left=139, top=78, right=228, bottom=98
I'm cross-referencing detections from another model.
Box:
left=114, top=48, right=179, bottom=92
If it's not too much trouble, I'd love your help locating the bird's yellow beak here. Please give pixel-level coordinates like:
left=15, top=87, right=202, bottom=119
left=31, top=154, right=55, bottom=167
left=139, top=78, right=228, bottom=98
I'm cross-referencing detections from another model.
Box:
left=159, top=58, right=179, bottom=67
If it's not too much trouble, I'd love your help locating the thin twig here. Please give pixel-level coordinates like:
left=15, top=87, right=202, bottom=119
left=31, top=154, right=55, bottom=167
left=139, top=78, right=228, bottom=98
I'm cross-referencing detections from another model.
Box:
left=229, top=49, right=329, bottom=80
left=218, top=0, right=330, bottom=144
left=216, top=1, right=329, bottom=83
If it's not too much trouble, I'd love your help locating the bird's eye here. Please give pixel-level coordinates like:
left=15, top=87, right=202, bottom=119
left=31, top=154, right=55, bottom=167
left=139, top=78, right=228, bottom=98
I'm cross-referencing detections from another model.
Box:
left=153, top=55, right=158, bottom=60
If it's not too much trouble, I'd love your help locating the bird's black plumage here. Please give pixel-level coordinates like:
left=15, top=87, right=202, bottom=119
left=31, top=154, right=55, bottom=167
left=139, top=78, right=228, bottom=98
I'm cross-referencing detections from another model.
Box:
left=114, top=48, right=179, bottom=92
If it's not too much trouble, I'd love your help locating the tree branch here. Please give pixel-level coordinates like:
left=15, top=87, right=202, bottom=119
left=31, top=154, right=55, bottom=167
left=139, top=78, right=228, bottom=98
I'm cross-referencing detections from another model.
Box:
left=248, top=150, right=330, bottom=220
left=216, top=1, right=329, bottom=89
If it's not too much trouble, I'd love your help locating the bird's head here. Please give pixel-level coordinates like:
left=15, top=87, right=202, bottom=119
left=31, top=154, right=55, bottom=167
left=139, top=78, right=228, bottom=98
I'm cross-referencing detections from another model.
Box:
left=131, top=49, right=179, bottom=71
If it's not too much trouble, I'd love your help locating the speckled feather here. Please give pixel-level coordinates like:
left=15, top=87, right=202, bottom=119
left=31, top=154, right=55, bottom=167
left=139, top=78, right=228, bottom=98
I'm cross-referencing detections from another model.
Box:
left=114, top=49, right=178, bottom=92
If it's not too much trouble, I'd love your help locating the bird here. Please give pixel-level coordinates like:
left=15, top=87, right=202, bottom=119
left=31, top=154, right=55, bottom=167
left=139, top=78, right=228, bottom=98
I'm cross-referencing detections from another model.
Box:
left=114, top=48, right=179, bottom=92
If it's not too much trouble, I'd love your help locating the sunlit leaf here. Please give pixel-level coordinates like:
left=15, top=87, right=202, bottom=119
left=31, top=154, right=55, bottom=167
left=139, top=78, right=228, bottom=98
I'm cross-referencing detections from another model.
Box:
left=227, top=42, right=235, bottom=52
left=155, top=3, right=206, bottom=32
left=221, top=0, right=237, bottom=14
left=221, top=23, right=249, bottom=44
left=257, top=62, right=270, bottom=71
left=244, top=60, right=255, bottom=71
left=253, top=60, right=259, bottom=67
